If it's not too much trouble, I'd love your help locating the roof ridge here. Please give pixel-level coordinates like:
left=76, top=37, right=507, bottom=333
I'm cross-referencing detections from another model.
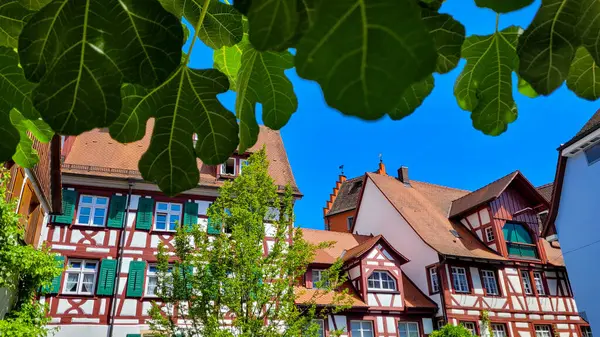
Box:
left=536, top=182, right=553, bottom=189
left=450, top=170, right=519, bottom=203
left=411, top=179, right=470, bottom=192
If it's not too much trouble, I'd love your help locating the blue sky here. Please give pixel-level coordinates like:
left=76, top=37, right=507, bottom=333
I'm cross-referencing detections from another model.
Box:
left=188, top=1, right=599, bottom=230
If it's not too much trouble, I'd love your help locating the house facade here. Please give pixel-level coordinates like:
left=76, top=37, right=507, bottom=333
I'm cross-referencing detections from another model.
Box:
left=543, top=110, right=600, bottom=332
left=33, top=124, right=304, bottom=337
left=325, top=165, right=590, bottom=337
left=298, top=229, right=438, bottom=337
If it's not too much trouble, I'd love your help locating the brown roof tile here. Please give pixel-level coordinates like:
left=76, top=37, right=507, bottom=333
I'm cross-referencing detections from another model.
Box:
left=61, top=120, right=299, bottom=192
left=560, top=109, right=600, bottom=150
left=411, top=180, right=470, bottom=216
left=449, top=171, right=519, bottom=217
left=367, top=173, right=505, bottom=261
left=536, top=183, right=554, bottom=203
left=327, top=176, right=364, bottom=216
left=402, top=274, right=437, bottom=309
left=294, top=282, right=368, bottom=308
left=301, top=228, right=373, bottom=264
left=543, top=240, right=565, bottom=267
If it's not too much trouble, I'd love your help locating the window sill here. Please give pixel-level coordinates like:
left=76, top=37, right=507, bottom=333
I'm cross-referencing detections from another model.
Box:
left=151, top=230, right=177, bottom=235
left=454, top=291, right=472, bottom=295
left=59, top=293, right=96, bottom=298
left=71, top=224, right=106, bottom=230
left=367, top=290, right=400, bottom=294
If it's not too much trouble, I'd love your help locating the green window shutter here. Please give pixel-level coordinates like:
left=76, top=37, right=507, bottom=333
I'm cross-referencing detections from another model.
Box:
left=54, top=190, right=78, bottom=224
left=183, top=202, right=198, bottom=232
left=126, top=261, right=146, bottom=297
left=107, top=195, right=127, bottom=228
left=207, top=217, right=221, bottom=235
left=96, top=259, right=118, bottom=295
left=42, top=255, right=65, bottom=294
left=136, top=197, right=154, bottom=230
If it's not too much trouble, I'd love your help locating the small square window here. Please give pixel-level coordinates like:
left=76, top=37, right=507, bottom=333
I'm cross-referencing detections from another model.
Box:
left=154, top=202, right=182, bottom=231
left=461, top=322, right=477, bottom=336
left=239, top=160, right=249, bottom=174
left=221, top=158, right=236, bottom=176
left=535, top=325, right=552, bottom=337
left=76, top=195, right=109, bottom=227
left=585, top=142, right=600, bottom=165
left=485, top=227, right=495, bottom=242
left=312, top=269, right=329, bottom=289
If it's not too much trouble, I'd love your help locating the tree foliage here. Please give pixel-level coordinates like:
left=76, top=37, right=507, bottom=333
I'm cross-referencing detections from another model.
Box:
left=148, top=149, right=351, bottom=337
left=0, top=0, right=599, bottom=195
left=0, top=169, right=62, bottom=337
left=431, top=323, right=478, bottom=337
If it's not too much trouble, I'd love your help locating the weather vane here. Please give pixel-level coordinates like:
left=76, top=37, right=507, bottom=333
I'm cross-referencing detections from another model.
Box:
left=379, top=153, right=383, bottom=163
left=339, top=164, right=344, bottom=176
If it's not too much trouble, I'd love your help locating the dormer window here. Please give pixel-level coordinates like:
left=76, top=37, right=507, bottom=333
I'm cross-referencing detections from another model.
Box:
left=502, top=222, right=538, bottom=258
left=367, top=271, right=396, bottom=291
left=221, top=158, right=236, bottom=176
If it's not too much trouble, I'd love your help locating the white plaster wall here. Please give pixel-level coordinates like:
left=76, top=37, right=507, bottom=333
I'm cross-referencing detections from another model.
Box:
left=555, top=152, right=600, bottom=330
left=353, top=180, right=441, bottom=312
left=0, top=287, right=16, bottom=319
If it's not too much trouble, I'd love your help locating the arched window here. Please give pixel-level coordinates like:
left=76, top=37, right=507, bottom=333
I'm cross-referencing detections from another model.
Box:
left=502, top=222, right=538, bottom=258
left=367, top=271, right=396, bottom=291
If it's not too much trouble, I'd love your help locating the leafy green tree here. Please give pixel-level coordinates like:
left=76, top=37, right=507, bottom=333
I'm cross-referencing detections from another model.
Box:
left=1, top=0, right=598, bottom=195
left=0, top=169, right=62, bottom=337
left=431, top=324, right=478, bottom=337
left=148, top=149, right=351, bottom=337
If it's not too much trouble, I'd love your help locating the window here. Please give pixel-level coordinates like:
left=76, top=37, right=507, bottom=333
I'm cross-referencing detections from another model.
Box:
left=535, top=325, right=552, bottom=337
left=351, top=321, right=373, bottom=337
left=367, top=271, right=396, bottom=291
left=581, top=326, right=593, bottom=337
left=451, top=267, right=470, bottom=293
left=486, top=227, right=495, bottom=242
left=437, top=320, right=445, bottom=330
left=398, top=322, right=419, bottom=337
left=502, top=222, right=538, bottom=258
left=154, top=202, right=182, bottom=231
left=521, top=270, right=533, bottom=295
left=63, top=259, right=98, bottom=295
left=428, top=267, right=440, bottom=293
left=461, top=322, right=477, bottom=336
left=76, top=195, right=109, bottom=226
left=313, top=319, right=325, bottom=337
left=347, top=216, right=354, bottom=231
left=481, top=270, right=499, bottom=295
left=533, top=271, right=546, bottom=295
left=491, top=324, right=507, bottom=337
left=312, top=269, right=329, bottom=289
left=239, top=159, right=249, bottom=174
left=585, top=142, right=600, bottom=165
left=145, top=264, right=173, bottom=296
left=221, top=158, right=236, bottom=175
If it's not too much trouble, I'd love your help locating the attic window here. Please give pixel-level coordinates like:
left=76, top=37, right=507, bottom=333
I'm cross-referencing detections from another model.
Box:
left=449, top=229, right=461, bottom=238
left=585, top=142, right=600, bottom=165
left=349, top=180, right=363, bottom=194
left=221, top=158, right=236, bottom=176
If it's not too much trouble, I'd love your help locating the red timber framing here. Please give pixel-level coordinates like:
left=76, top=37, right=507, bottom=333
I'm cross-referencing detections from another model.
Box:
left=41, top=183, right=276, bottom=326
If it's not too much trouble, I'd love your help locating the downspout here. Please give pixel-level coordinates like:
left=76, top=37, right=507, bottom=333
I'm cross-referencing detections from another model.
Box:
left=438, top=254, right=448, bottom=326
left=108, top=181, right=134, bottom=337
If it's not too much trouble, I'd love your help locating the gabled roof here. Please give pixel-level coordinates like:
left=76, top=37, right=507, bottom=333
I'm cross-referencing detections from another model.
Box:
left=341, top=235, right=409, bottom=264
left=449, top=171, right=549, bottom=217
left=294, top=282, right=368, bottom=308
left=327, top=176, right=364, bottom=216
left=61, top=120, right=300, bottom=193
left=449, top=171, right=519, bottom=217
left=364, top=173, right=505, bottom=261
left=559, top=109, right=600, bottom=150
left=299, top=228, right=436, bottom=310
left=537, top=183, right=554, bottom=203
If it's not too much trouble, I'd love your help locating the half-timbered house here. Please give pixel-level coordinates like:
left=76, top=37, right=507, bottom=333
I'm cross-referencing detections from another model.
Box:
left=324, top=165, right=591, bottom=337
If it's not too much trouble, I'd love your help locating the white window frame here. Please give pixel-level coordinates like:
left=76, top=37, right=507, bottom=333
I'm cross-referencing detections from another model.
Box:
left=451, top=266, right=470, bottom=293
left=347, top=216, right=354, bottom=231
left=239, top=159, right=249, bottom=174
left=75, top=195, right=109, bottom=226
left=313, top=319, right=325, bottom=337
left=481, top=270, right=499, bottom=295
left=485, top=227, right=495, bottom=242
left=491, top=324, right=507, bottom=337
left=398, top=322, right=419, bottom=337
left=312, top=269, right=329, bottom=289
left=521, top=270, right=533, bottom=295
left=533, top=271, right=546, bottom=295
left=220, top=157, right=237, bottom=176
left=461, top=322, right=477, bottom=336
left=535, top=325, right=552, bottom=337
left=428, top=267, right=440, bottom=293
left=63, top=259, right=98, bottom=295
left=367, top=270, right=397, bottom=291
left=145, top=264, right=173, bottom=297
left=154, top=202, right=182, bottom=231
left=351, top=320, right=374, bottom=337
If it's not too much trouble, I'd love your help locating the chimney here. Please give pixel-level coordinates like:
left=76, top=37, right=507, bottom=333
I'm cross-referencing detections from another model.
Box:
left=398, top=166, right=410, bottom=185
left=376, top=162, right=386, bottom=175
